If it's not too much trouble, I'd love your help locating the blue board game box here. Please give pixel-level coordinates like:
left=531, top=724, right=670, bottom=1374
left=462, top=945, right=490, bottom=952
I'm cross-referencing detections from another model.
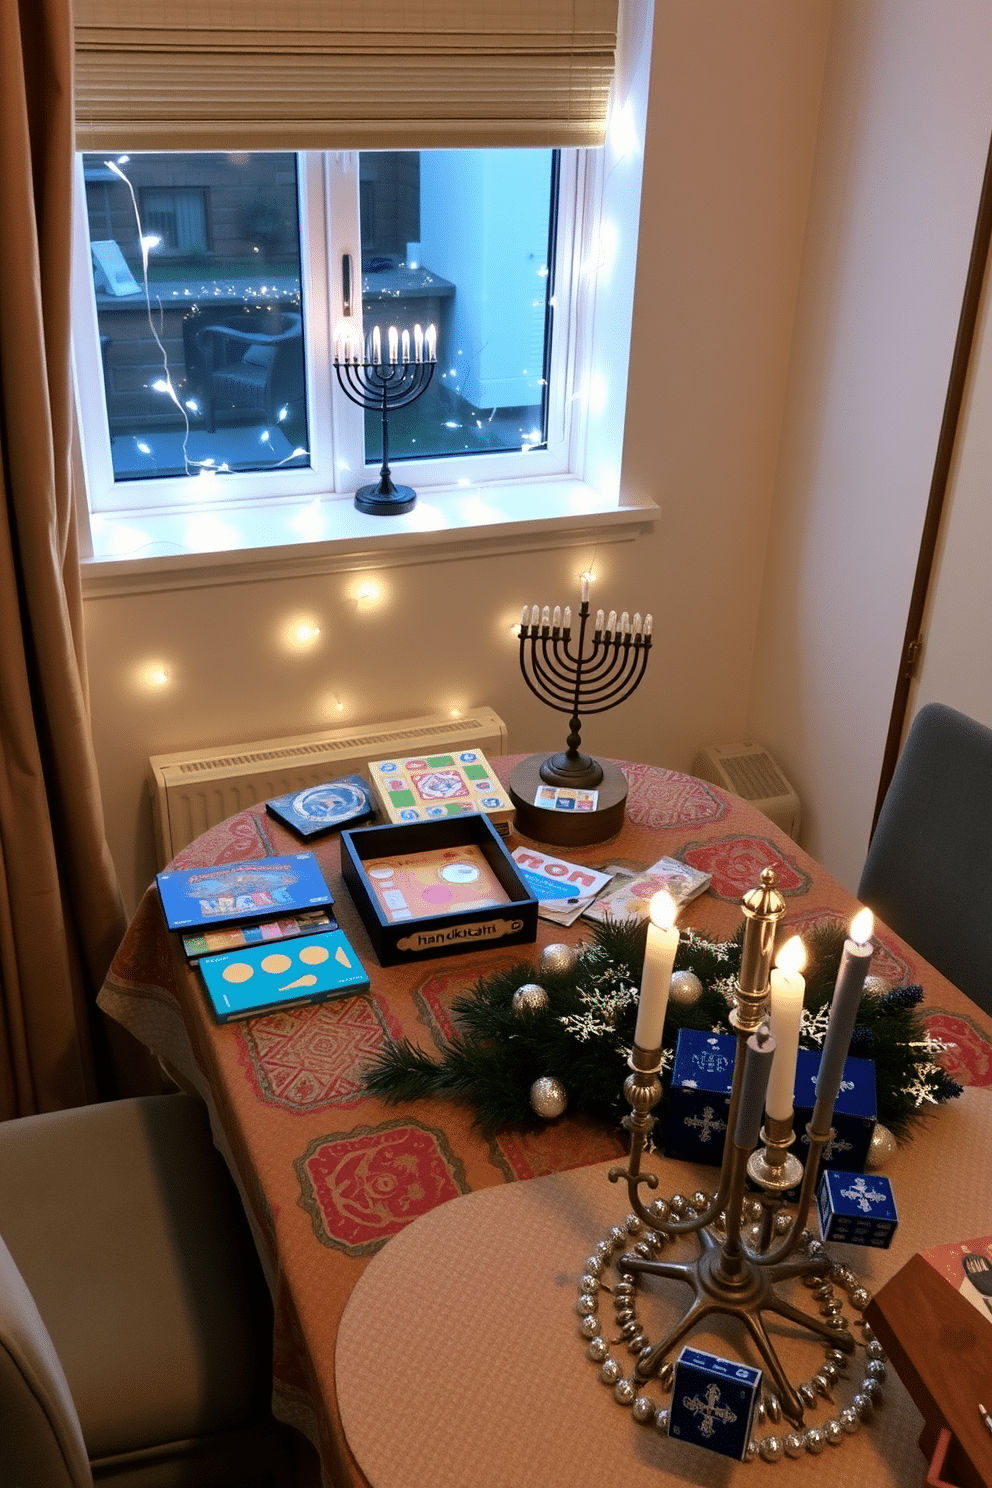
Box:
left=198, top=929, right=369, bottom=1021
left=664, top=1030, right=735, bottom=1164
left=668, top=1347, right=762, bottom=1460
left=793, top=1047, right=877, bottom=1174
left=265, top=774, right=375, bottom=838
left=817, top=1169, right=898, bottom=1248
left=665, top=1030, right=877, bottom=1174
left=156, top=854, right=333, bottom=930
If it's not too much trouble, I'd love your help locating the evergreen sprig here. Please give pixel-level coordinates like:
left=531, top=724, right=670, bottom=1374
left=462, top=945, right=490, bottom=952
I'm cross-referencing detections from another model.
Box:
left=362, top=917, right=962, bottom=1142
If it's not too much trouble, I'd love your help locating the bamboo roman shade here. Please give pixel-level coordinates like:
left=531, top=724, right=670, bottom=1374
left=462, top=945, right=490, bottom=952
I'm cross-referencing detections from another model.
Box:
left=74, top=1, right=619, bottom=152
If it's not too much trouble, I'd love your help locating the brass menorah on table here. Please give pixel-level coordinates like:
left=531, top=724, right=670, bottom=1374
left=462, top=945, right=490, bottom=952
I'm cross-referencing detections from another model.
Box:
left=334, top=323, right=436, bottom=515
left=509, top=580, right=653, bottom=844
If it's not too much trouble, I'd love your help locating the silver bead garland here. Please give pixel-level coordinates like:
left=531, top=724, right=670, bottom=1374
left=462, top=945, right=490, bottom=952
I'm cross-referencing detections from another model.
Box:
left=576, top=1202, right=885, bottom=1461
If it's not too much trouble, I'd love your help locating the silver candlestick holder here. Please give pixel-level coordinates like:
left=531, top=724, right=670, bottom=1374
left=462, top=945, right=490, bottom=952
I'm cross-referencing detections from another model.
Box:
left=576, top=871, right=887, bottom=1462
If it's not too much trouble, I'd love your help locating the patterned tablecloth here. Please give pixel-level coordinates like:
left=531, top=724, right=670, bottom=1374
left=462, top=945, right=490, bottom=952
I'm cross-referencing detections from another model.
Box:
left=98, top=760, right=992, bottom=1487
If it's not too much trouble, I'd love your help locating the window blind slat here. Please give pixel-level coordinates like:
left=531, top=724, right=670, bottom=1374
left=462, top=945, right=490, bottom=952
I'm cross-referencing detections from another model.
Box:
left=75, top=1, right=618, bottom=151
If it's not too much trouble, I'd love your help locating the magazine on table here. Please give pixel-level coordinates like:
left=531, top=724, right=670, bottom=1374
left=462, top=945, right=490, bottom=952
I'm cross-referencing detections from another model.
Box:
left=582, top=856, right=711, bottom=925
left=510, top=847, right=614, bottom=927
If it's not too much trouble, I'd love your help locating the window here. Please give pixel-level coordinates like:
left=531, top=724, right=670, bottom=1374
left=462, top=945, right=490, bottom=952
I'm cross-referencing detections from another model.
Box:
left=73, top=148, right=576, bottom=521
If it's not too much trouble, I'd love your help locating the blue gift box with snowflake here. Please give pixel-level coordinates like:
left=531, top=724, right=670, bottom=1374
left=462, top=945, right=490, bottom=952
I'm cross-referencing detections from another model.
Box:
left=817, top=1169, right=898, bottom=1247
left=793, top=1048, right=877, bottom=1175
left=668, top=1347, right=762, bottom=1460
left=664, top=1030, right=736, bottom=1165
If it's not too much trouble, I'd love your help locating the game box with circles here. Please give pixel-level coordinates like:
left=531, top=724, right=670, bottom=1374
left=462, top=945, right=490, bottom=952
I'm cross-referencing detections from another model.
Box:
left=340, top=814, right=538, bottom=966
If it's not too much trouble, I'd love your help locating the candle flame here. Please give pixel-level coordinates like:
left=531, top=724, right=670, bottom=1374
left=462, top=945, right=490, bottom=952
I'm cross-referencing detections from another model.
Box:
left=649, top=890, right=677, bottom=931
left=850, top=907, right=874, bottom=945
left=775, top=935, right=806, bottom=975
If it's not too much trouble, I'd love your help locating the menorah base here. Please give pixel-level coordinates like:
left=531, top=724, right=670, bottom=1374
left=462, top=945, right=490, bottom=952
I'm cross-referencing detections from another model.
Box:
left=539, top=751, right=604, bottom=789
left=509, top=754, right=627, bottom=846
left=354, top=482, right=417, bottom=516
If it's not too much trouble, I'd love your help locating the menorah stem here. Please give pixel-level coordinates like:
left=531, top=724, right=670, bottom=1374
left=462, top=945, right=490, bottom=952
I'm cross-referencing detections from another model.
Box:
left=538, top=602, right=604, bottom=788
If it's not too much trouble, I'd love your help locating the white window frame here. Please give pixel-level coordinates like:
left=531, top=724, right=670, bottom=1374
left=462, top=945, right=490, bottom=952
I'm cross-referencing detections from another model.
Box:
left=72, top=148, right=586, bottom=521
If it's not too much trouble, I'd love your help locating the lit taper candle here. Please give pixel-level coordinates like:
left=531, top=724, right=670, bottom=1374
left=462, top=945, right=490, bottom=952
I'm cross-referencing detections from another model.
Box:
left=814, top=908, right=874, bottom=1118
left=634, top=891, right=679, bottom=1052
left=734, top=1027, right=777, bottom=1149
left=581, top=572, right=593, bottom=603
left=766, top=936, right=806, bottom=1121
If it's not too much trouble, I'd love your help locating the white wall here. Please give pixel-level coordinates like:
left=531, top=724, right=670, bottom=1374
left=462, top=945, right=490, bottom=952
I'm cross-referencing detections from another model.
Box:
left=82, top=2, right=833, bottom=913
left=747, top=0, right=992, bottom=891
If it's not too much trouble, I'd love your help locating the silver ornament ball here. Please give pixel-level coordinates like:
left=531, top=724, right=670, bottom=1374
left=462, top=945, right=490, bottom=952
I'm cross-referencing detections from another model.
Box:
left=512, top=982, right=549, bottom=1014
left=538, top=942, right=579, bottom=977
left=668, top=969, right=704, bottom=1006
left=529, top=1075, right=567, bottom=1119
left=865, top=1122, right=897, bottom=1169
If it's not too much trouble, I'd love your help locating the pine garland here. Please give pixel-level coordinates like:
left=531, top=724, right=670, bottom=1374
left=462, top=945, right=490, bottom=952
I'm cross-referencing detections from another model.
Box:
left=363, top=917, right=962, bottom=1142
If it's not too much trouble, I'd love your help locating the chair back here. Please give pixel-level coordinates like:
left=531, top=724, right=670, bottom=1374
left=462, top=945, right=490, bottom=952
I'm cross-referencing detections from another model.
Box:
left=0, top=1231, right=93, bottom=1488
left=859, top=702, right=992, bottom=1013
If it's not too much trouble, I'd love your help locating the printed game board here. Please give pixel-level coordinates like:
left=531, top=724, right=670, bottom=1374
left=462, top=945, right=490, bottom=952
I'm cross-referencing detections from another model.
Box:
left=361, top=843, right=511, bottom=925
left=367, top=750, right=514, bottom=834
left=198, top=929, right=369, bottom=1021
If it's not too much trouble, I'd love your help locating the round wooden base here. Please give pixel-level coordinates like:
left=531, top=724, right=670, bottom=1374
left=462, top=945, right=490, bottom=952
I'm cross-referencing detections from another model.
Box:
left=509, top=755, right=627, bottom=847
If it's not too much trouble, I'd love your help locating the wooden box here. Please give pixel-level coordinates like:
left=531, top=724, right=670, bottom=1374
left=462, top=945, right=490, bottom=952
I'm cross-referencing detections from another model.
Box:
left=340, top=814, right=537, bottom=967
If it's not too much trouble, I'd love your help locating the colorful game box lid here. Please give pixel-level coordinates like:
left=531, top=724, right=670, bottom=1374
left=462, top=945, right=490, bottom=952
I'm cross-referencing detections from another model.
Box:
left=197, top=928, right=369, bottom=1021
left=366, top=749, right=514, bottom=834
left=156, top=853, right=333, bottom=930
left=265, top=774, right=375, bottom=838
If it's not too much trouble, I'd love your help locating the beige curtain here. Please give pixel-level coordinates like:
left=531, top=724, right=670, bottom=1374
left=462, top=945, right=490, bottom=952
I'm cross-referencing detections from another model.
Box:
left=0, top=0, right=127, bottom=1115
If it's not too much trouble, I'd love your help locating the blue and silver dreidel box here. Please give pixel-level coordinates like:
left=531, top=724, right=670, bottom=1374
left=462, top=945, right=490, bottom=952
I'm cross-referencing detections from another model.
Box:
left=668, top=1347, right=762, bottom=1460
left=793, top=1050, right=877, bottom=1174
left=664, top=1030, right=735, bottom=1166
left=817, top=1169, right=898, bottom=1248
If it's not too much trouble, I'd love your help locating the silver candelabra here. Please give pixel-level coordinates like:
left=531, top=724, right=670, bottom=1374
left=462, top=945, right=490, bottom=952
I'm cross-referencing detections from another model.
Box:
left=579, top=870, right=887, bottom=1462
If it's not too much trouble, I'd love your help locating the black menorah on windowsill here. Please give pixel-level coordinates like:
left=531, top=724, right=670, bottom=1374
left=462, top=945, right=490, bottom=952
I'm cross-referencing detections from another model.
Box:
left=518, top=594, right=653, bottom=789
left=334, top=332, right=436, bottom=515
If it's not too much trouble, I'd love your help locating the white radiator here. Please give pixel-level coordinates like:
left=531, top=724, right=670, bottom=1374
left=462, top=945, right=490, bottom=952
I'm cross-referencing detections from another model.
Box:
left=148, top=706, right=508, bottom=865
left=692, top=741, right=801, bottom=840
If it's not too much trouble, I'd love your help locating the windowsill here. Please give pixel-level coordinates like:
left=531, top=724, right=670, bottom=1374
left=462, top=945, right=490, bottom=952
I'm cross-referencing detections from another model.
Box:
left=80, top=479, right=659, bottom=596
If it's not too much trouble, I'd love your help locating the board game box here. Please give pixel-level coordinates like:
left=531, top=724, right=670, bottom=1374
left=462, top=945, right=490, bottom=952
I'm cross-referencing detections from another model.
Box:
left=340, top=814, right=537, bottom=966
left=265, top=774, right=375, bottom=838
left=366, top=750, right=514, bottom=835
left=198, top=928, right=369, bottom=1021
left=156, top=854, right=333, bottom=931
left=181, top=907, right=336, bottom=961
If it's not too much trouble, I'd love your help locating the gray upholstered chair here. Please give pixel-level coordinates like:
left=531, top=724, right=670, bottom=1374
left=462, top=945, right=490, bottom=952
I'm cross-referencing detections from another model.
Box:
left=858, top=702, right=992, bottom=1015
left=195, top=314, right=304, bottom=433
left=0, top=1094, right=304, bottom=1487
